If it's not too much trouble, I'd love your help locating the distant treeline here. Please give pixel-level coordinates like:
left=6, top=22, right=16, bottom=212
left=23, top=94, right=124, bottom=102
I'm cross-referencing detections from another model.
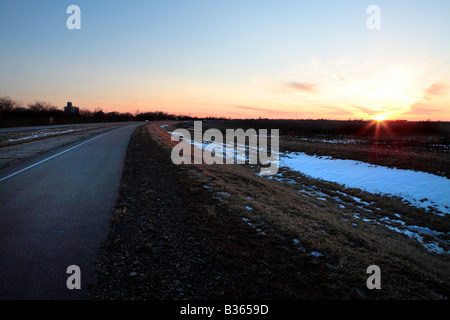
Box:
left=203, top=119, right=450, bottom=139
left=0, top=96, right=195, bottom=128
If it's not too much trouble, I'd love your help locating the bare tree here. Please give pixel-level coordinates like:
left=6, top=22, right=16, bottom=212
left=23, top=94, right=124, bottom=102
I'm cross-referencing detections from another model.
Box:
left=79, top=108, right=93, bottom=117
left=0, top=96, right=17, bottom=111
left=27, top=101, right=56, bottom=112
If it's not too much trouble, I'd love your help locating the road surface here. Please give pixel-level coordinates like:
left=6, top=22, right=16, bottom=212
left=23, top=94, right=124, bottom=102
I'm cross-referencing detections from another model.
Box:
left=0, top=123, right=144, bottom=299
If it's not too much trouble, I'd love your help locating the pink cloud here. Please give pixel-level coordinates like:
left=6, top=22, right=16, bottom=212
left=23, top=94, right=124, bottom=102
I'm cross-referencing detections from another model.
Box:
left=402, top=103, right=442, bottom=115
left=233, top=105, right=296, bottom=117
left=285, top=82, right=320, bottom=93
left=424, top=82, right=447, bottom=99
left=234, top=105, right=268, bottom=111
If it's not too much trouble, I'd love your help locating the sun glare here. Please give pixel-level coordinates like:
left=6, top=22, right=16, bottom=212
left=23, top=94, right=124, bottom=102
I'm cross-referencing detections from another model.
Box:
left=374, top=114, right=386, bottom=122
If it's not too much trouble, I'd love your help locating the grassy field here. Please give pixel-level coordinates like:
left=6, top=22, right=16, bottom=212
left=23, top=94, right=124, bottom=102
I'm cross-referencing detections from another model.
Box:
left=147, top=120, right=449, bottom=299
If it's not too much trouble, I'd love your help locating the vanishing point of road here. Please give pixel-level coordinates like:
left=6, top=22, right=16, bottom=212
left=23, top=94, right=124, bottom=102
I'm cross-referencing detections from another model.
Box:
left=0, top=123, right=144, bottom=299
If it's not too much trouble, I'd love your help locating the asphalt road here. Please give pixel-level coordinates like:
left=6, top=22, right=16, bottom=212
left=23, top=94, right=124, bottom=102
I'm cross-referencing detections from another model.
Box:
left=0, top=122, right=144, bottom=299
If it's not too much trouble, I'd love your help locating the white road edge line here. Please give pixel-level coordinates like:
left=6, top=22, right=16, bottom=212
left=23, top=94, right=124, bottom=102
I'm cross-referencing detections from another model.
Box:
left=0, top=126, right=126, bottom=183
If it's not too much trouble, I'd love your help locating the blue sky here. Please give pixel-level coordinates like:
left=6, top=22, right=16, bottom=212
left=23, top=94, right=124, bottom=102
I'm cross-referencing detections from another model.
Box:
left=1, top=0, right=449, bottom=119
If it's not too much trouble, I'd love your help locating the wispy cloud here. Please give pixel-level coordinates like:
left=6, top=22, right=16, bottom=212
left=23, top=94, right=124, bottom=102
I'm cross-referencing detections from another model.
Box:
left=285, top=82, right=320, bottom=94
left=424, top=82, right=447, bottom=98
left=321, top=105, right=354, bottom=116
left=350, top=105, right=380, bottom=116
left=234, top=105, right=268, bottom=111
left=402, top=103, right=442, bottom=115
left=233, top=105, right=296, bottom=117
left=328, top=109, right=353, bottom=116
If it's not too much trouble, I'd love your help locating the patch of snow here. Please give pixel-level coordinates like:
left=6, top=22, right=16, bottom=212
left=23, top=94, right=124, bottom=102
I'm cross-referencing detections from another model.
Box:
left=310, top=251, right=323, bottom=257
left=280, top=152, right=450, bottom=215
left=7, top=129, right=76, bottom=142
left=350, top=213, right=448, bottom=254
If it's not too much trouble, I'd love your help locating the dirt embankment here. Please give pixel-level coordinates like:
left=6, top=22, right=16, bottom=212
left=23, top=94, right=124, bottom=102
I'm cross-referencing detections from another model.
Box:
left=94, top=124, right=347, bottom=299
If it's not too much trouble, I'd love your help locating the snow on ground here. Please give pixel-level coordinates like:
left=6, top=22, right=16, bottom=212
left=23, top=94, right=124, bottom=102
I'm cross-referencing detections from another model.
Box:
left=170, top=129, right=449, bottom=215
left=280, top=152, right=450, bottom=215
left=6, top=129, right=76, bottom=142
left=294, top=137, right=361, bottom=144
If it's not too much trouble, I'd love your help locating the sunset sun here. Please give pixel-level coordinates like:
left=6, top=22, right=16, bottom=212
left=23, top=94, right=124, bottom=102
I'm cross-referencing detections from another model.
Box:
left=374, top=114, right=387, bottom=122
